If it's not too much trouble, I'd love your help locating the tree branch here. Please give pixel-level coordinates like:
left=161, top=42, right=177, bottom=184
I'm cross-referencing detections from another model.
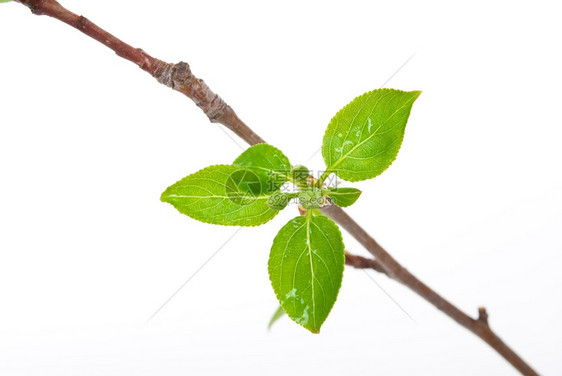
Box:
left=14, top=0, right=264, bottom=146
left=13, top=0, right=538, bottom=374
left=321, top=204, right=537, bottom=375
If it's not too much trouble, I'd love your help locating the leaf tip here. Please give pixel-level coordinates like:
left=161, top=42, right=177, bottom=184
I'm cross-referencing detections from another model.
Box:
left=159, top=189, right=172, bottom=203
left=267, top=305, right=286, bottom=331
left=411, top=90, right=422, bottom=99
left=308, top=326, right=321, bottom=334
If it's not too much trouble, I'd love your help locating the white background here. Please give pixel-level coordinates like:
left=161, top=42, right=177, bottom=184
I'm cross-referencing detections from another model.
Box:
left=1, top=0, right=561, bottom=375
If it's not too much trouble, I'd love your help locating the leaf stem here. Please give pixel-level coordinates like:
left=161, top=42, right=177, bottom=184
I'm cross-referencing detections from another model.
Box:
left=316, top=170, right=332, bottom=188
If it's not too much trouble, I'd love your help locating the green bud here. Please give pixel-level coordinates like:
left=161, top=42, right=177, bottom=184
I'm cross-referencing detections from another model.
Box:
left=292, top=165, right=310, bottom=187
left=298, top=188, right=326, bottom=209
left=267, top=192, right=290, bottom=211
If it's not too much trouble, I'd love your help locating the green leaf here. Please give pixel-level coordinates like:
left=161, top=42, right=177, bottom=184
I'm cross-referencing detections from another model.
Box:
left=322, top=89, right=421, bottom=182
left=267, top=305, right=286, bottom=330
left=268, top=213, right=345, bottom=333
left=161, top=165, right=279, bottom=226
left=233, top=143, right=291, bottom=192
left=0, top=0, right=12, bottom=3
left=323, top=187, right=362, bottom=207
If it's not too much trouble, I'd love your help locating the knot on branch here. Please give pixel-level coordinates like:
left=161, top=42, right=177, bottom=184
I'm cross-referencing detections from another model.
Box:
left=154, top=61, right=231, bottom=123
left=18, top=0, right=44, bottom=15
left=75, top=15, right=87, bottom=30
left=153, top=60, right=174, bottom=87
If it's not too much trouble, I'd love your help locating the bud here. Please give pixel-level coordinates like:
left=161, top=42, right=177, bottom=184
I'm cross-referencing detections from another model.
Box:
left=267, top=192, right=290, bottom=210
left=298, top=188, right=326, bottom=209
left=292, top=165, right=310, bottom=188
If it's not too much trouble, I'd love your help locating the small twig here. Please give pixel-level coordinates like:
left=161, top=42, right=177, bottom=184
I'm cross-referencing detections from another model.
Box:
left=13, top=1, right=539, bottom=374
left=344, top=252, right=389, bottom=276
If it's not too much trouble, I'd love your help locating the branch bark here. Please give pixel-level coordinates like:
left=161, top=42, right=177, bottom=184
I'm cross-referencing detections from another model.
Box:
left=13, top=0, right=265, bottom=146
left=13, top=1, right=539, bottom=374
left=321, top=205, right=537, bottom=375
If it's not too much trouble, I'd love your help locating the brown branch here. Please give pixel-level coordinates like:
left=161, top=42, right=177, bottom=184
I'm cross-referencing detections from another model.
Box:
left=321, top=205, right=537, bottom=375
left=14, top=0, right=264, bottom=147
left=13, top=1, right=539, bottom=374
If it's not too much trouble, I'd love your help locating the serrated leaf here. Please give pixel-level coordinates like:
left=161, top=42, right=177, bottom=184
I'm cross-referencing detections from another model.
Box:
left=323, top=187, right=362, bottom=207
left=268, top=214, right=345, bottom=333
left=322, top=89, right=421, bottom=182
left=233, top=143, right=291, bottom=192
left=161, top=164, right=279, bottom=226
left=267, top=305, right=286, bottom=330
